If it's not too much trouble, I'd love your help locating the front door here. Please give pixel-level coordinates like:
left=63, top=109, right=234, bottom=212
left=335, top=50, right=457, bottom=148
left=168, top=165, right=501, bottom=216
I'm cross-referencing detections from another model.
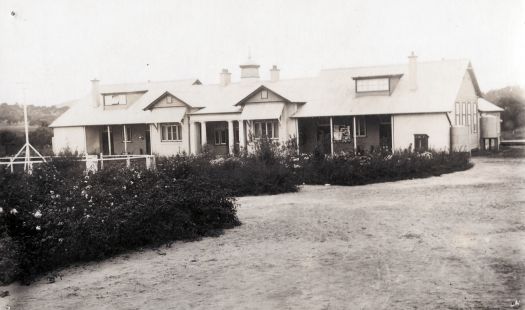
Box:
left=379, top=123, right=392, bottom=151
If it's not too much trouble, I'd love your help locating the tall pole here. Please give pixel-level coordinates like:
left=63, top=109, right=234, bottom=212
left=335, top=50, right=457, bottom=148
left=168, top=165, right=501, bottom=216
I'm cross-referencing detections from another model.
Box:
left=23, top=102, right=30, bottom=171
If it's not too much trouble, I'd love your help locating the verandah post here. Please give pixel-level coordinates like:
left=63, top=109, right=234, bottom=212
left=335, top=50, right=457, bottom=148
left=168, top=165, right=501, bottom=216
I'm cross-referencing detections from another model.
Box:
left=353, top=116, right=357, bottom=154
left=329, top=117, right=334, bottom=155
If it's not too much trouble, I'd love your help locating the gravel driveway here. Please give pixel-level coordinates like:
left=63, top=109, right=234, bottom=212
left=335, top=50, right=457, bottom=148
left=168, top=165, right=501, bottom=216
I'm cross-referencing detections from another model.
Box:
left=2, top=157, right=524, bottom=309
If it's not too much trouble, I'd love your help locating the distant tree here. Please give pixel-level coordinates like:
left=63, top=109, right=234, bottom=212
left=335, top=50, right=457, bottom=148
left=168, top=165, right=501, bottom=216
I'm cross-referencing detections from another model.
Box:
left=484, top=86, right=525, bottom=131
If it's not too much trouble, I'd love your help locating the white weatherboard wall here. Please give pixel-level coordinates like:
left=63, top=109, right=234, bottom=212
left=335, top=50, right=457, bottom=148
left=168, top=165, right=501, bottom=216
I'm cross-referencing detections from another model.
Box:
left=149, top=116, right=191, bottom=156
left=52, top=127, right=86, bottom=154
left=455, top=70, right=480, bottom=150
left=393, top=113, right=450, bottom=151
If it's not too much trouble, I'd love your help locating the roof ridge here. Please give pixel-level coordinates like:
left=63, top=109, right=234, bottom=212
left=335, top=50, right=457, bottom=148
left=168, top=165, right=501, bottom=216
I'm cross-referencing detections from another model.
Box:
left=321, top=58, right=470, bottom=72
left=99, top=78, right=199, bottom=87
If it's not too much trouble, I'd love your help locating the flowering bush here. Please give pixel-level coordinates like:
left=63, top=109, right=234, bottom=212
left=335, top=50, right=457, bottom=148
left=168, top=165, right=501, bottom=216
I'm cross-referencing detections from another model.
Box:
left=0, top=159, right=239, bottom=283
left=294, top=149, right=472, bottom=186
left=157, top=139, right=298, bottom=197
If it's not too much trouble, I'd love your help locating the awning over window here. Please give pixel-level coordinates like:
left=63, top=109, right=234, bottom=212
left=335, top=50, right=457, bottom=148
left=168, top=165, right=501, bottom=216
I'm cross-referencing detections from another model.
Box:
left=146, top=107, right=186, bottom=124
left=240, top=103, right=285, bottom=120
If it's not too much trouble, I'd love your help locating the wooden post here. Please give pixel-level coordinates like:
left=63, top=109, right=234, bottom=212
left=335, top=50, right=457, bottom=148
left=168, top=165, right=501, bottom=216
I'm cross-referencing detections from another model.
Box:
left=201, top=122, right=207, bottom=149
left=295, top=118, right=300, bottom=155
left=123, top=124, right=128, bottom=155
left=228, top=120, right=234, bottom=155
left=329, top=117, right=334, bottom=155
left=238, top=120, right=245, bottom=151
left=107, top=126, right=112, bottom=155
left=100, top=153, right=104, bottom=170
left=353, top=116, right=357, bottom=154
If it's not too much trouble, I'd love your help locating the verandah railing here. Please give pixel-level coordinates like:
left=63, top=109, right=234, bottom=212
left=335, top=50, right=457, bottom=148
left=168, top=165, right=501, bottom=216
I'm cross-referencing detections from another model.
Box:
left=0, top=154, right=156, bottom=174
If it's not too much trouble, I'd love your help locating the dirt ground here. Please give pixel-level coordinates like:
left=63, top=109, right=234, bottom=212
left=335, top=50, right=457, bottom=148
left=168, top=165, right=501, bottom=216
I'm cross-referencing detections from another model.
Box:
left=2, top=157, right=524, bottom=310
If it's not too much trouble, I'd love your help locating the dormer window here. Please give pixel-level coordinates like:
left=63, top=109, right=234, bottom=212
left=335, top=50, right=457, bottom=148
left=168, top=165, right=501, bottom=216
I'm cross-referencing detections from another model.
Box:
left=104, top=94, right=127, bottom=106
left=356, top=78, right=389, bottom=92
left=353, top=74, right=403, bottom=96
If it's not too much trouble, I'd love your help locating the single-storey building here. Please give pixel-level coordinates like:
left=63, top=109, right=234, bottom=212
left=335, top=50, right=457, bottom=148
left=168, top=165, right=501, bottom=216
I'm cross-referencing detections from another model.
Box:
left=50, top=53, right=503, bottom=156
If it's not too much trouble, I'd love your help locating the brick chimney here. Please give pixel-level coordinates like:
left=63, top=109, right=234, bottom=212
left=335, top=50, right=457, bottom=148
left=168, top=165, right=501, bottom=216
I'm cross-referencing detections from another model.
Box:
left=408, top=52, right=418, bottom=91
left=90, top=79, right=100, bottom=107
left=270, top=65, right=280, bottom=82
left=220, top=69, right=231, bottom=86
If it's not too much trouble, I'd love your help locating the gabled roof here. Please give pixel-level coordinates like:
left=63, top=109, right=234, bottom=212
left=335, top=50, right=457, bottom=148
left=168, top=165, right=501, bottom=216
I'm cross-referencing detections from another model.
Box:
left=478, top=98, right=504, bottom=112
left=50, top=79, right=199, bottom=127
left=234, top=85, right=291, bottom=106
left=51, top=58, right=479, bottom=127
left=293, top=59, right=472, bottom=117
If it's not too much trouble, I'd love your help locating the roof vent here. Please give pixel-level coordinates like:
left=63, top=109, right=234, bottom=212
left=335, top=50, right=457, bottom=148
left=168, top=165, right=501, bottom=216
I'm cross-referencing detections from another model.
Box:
left=240, top=56, right=260, bottom=79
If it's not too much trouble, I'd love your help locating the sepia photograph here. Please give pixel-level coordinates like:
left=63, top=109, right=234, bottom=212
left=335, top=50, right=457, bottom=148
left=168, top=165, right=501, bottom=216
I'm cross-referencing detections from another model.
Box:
left=0, top=0, right=524, bottom=309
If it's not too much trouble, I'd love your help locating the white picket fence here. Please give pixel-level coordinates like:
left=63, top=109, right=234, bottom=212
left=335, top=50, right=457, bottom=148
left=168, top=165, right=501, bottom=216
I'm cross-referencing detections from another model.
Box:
left=0, top=154, right=156, bottom=173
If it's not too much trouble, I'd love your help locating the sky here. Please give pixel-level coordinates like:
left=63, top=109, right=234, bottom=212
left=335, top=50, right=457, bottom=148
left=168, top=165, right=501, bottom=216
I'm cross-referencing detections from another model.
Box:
left=0, top=0, right=524, bottom=106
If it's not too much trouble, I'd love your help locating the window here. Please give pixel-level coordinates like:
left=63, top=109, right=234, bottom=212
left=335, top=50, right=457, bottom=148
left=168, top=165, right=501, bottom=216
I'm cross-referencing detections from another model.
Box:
left=356, top=117, right=366, bottom=137
left=254, top=121, right=279, bottom=139
left=214, top=128, right=227, bottom=145
left=414, top=134, right=429, bottom=151
left=167, top=96, right=173, bottom=104
left=356, top=78, right=389, bottom=92
left=122, top=127, right=132, bottom=142
left=261, top=89, right=268, bottom=99
left=473, top=103, right=478, bottom=133
left=104, top=94, right=127, bottom=106
left=455, top=101, right=461, bottom=125
left=466, top=102, right=471, bottom=126
left=462, top=102, right=467, bottom=125
left=160, top=123, right=182, bottom=141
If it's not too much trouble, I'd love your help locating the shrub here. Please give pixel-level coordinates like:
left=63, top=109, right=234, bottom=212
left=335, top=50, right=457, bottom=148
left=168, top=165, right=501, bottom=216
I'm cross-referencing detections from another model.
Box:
left=157, top=138, right=298, bottom=196
left=295, top=149, right=472, bottom=186
left=0, top=159, right=239, bottom=283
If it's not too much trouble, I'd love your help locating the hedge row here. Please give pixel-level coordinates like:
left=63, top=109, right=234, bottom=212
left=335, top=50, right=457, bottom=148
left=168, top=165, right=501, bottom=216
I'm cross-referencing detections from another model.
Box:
left=0, top=158, right=239, bottom=283
left=295, top=149, right=473, bottom=186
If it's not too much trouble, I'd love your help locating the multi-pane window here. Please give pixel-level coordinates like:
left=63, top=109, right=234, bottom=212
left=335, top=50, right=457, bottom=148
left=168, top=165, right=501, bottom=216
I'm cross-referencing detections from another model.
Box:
left=356, top=78, right=389, bottom=92
left=473, top=102, right=478, bottom=133
left=160, top=123, right=182, bottom=141
left=455, top=101, right=461, bottom=125
left=254, top=121, right=279, bottom=139
left=214, top=128, right=227, bottom=145
left=104, top=94, right=127, bottom=105
left=414, top=134, right=429, bottom=151
left=122, top=127, right=132, bottom=142
left=356, top=117, right=366, bottom=137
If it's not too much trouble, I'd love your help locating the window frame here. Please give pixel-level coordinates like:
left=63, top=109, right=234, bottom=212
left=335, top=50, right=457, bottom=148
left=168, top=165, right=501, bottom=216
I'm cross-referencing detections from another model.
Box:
left=414, top=134, right=429, bottom=151
left=160, top=123, right=182, bottom=142
left=166, top=95, right=173, bottom=104
left=355, top=78, right=390, bottom=93
left=261, top=89, right=268, bottom=99
left=355, top=117, right=367, bottom=137
left=253, top=120, right=279, bottom=140
left=214, top=128, right=228, bottom=145
left=122, top=127, right=133, bottom=142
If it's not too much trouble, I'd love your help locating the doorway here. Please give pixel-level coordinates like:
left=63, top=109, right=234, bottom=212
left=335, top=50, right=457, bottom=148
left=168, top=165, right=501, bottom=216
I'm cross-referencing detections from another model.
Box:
left=379, top=123, right=392, bottom=151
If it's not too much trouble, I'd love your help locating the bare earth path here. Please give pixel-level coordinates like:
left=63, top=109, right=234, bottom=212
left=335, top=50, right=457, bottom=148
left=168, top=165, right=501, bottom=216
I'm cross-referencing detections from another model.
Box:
left=2, top=157, right=524, bottom=309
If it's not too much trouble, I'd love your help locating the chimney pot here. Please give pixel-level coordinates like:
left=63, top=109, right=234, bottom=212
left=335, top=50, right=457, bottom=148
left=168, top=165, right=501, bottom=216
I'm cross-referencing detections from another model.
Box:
left=270, top=65, right=280, bottom=82
left=90, top=79, right=100, bottom=108
left=408, top=52, right=418, bottom=91
left=219, top=69, right=231, bottom=86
